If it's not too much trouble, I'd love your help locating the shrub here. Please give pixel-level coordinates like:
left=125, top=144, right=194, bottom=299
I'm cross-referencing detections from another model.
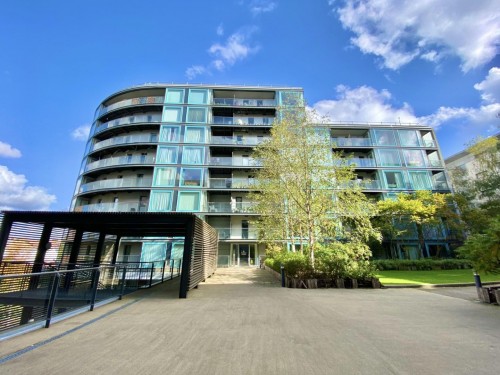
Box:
left=372, top=259, right=472, bottom=271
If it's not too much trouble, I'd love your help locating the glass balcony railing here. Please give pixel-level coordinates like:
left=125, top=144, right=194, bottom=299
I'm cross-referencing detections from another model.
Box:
left=79, top=177, right=153, bottom=193
left=92, top=134, right=158, bottom=151
left=206, top=202, right=256, bottom=213
left=213, top=227, right=258, bottom=240
left=85, top=155, right=155, bottom=172
left=95, top=114, right=162, bottom=134
left=210, top=136, right=269, bottom=146
left=332, top=138, right=372, bottom=147
left=345, top=158, right=377, bottom=167
left=209, top=156, right=262, bottom=167
left=213, top=98, right=276, bottom=107
left=99, top=96, right=164, bottom=116
left=422, top=139, right=436, bottom=147
left=208, top=178, right=259, bottom=189
left=427, top=159, right=444, bottom=167
left=76, top=202, right=147, bottom=213
left=212, top=116, right=275, bottom=126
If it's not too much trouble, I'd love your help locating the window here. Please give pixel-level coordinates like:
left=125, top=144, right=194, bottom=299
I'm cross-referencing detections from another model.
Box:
left=403, top=149, right=426, bottom=167
left=398, top=130, right=421, bottom=147
left=177, top=191, right=201, bottom=211
left=182, top=147, right=204, bottom=165
left=377, top=149, right=401, bottom=166
left=188, top=89, right=208, bottom=104
left=153, top=167, right=176, bottom=187
left=180, top=168, right=203, bottom=187
left=149, top=190, right=173, bottom=211
left=140, top=242, right=167, bottom=263
left=156, top=146, right=178, bottom=164
left=383, top=171, right=406, bottom=189
left=184, top=126, right=205, bottom=143
left=165, top=89, right=184, bottom=104
left=373, top=129, right=397, bottom=146
left=186, top=107, right=207, bottom=123
left=409, top=171, right=432, bottom=190
left=160, top=126, right=180, bottom=143
left=162, top=107, right=182, bottom=122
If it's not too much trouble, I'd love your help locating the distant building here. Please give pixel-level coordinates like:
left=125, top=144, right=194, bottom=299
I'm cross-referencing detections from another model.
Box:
left=71, top=84, right=453, bottom=262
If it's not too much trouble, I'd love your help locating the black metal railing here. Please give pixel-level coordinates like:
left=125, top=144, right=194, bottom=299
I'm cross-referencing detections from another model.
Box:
left=0, top=259, right=182, bottom=335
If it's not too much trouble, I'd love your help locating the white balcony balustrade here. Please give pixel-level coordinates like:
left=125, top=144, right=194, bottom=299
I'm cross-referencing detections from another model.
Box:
left=85, top=155, right=155, bottom=172
left=210, top=136, right=269, bottom=146
left=331, top=138, right=372, bottom=147
left=209, top=157, right=262, bottom=167
left=206, top=202, right=257, bottom=213
left=212, top=116, right=274, bottom=126
left=79, top=177, right=153, bottom=193
left=92, top=134, right=158, bottom=151
left=208, top=178, right=259, bottom=189
left=213, top=98, right=276, bottom=107
left=95, top=114, right=162, bottom=134
left=76, top=202, right=146, bottom=213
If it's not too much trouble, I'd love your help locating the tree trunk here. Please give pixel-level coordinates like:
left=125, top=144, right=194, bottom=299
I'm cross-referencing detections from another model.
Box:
left=416, top=224, right=426, bottom=259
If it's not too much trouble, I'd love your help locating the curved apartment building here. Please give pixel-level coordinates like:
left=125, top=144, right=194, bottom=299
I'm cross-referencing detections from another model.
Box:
left=72, top=84, right=452, bottom=264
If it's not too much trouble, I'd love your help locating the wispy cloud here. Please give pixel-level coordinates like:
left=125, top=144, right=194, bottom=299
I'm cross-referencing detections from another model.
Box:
left=332, top=0, right=500, bottom=71
left=0, top=141, right=21, bottom=158
left=185, top=28, right=260, bottom=80
left=71, top=124, right=91, bottom=141
left=0, top=165, right=56, bottom=210
left=216, top=23, right=224, bottom=36
left=247, top=0, right=277, bottom=16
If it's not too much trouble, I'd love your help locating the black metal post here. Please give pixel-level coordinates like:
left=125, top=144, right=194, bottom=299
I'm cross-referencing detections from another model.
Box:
left=118, top=266, right=127, bottom=300
left=149, top=262, right=155, bottom=287
left=179, top=219, right=194, bottom=298
left=170, top=260, right=174, bottom=280
left=111, top=235, right=121, bottom=265
left=474, top=272, right=482, bottom=288
left=0, top=216, right=13, bottom=263
left=281, top=264, right=286, bottom=287
left=93, top=232, right=106, bottom=267
left=161, top=260, right=166, bottom=283
left=90, top=269, right=100, bottom=311
left=45, top=273, right=60, bottom=328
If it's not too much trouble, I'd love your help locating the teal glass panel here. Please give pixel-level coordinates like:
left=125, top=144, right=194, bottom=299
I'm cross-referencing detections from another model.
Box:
left=184, top=126, right=205, bottom=143
left=279, top=91, right=303, bottom=106
left=159, top=126, right=180, bottom=143
left=373, top=129, right=397, bottom=146
left=403, top=149, right=427, bottom=167
left=409, top=171, right=432, bottom=190
left=180, top=168, right=203, bottom=187
left=140, top=242, right=167, bottom=263
left=188, top=89, right=208, bottom=104
left=186, top=107, right=207, bottom=123
left=162, top=107, right=183, bottom=122
left=377, top=149, right=401, bottom=166
left=383, top=170, right=407, bottom=189
left=165, top=89, right=184, bottom=104
left=398, top=130, right=421, bottom=147
left=171, top=242, right=184, bottom=258
left=177, top=192, right=201, bottom=211
left=156, top=146, right=178, bottom=164
left=153, top=167, right=176, bottom=187
left=149, top=190, right=173, bottom=211
left=182, top=147, right=204, bottom=165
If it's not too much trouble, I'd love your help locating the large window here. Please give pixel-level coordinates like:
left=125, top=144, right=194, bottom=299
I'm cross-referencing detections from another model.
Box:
left=186, top=107, right=207, bottom=123
left=398, top=130, right=421, bottom=147
left=180, top=168, right=203, bottom=187
left=177, top=191, right=201, bottom=211
left=377, top=149, right=401, bottom=166
left=163, top=107, right=183, bottom=123
left=165, top=89, right=184, bottom=104
left=140, top=242, right=167, bottom=263
left=182, top=147, right=204, bottom=165
left=188, top=89, right=208, bottom=104
left=403, top=149, right=427, bottom=167
left=159, top=125, right=180, bottom=143
left=153, top=167, right=176, bottom=187
left=373, top=129, right=397, bottom=146
left=409, top=171, right=432, bottom=190
left=149, top=190, right=173, bottom=211
left=383, top=171, right=407, bottom=189
left=156, top=146, right=178, bottom=164
left=184, top=126, right=205, bottom=143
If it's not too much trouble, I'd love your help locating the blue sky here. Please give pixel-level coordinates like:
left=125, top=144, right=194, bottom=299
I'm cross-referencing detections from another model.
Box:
left=0, top=0, right=499, bottom=211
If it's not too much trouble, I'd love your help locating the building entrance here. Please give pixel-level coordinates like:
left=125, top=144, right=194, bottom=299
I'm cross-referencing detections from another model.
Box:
left=232, top=244, right=256, bottom=266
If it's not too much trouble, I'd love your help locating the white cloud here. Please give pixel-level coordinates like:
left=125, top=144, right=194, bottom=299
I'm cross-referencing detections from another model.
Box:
left=474, top=67, right=500, bottom=104
left=0, top=141, right=21, bottom=158
left=208, top=29, right=260, bottom=70
left=333, top=0, right=500, bottom=71
left=71, top=124, right=91, bottom=141
left=248, top=0, right=277, bottom=16
left=216, top=24, right=224, bottom=36
left=185, top=65, right=208, bottom=80
left=0, top=165, right=56, bottom=210
left=312, top=85, right=419, bottom=124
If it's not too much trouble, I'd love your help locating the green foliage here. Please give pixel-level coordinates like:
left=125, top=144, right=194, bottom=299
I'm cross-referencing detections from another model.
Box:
left=456, top=216, right=500, bottom=274
left=372, top=259, right=472, bottom=271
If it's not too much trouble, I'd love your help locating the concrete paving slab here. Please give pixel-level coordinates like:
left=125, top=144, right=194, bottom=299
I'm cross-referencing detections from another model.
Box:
left=1, top=267, right=499, bottom=375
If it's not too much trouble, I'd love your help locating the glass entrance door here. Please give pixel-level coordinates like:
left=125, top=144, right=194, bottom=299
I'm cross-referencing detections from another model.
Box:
left=239, top=244, right=249, bottom=266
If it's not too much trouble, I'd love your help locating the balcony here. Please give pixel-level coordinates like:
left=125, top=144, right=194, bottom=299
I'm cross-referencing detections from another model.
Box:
left=92, top=134, right=158, bottom=152
left=208, top=178, right=259, bottom=189
left=342, top=158, right=377, bottom=168
left=206, top=202, right=256, bottom=213
left=332, top=138, right=373, bottom=147
left=214, top=227, right=258, bottom=240
left=95, top=114, right=162, bottom=134
left=99, top=96, right=164, bottom=116
left=210, top=136, right=269, bottom=146
left=79, top=177, right=153, bottom=193
left=209, top=157, right=262, bottom=167
left=213, top=98, right=276, bottom=107
left=212, top=116, right=275, bottom=126
left=76, top=202, right=147, bottom=213
left=85, top=155, right=155, bottom=172
left=427, top=159, right=444, bottom=168
left=422, top=139, right=436, bottom=147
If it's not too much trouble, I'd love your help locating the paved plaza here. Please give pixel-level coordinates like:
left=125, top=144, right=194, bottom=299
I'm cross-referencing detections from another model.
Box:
left=1, top=267, right=499, bottom=374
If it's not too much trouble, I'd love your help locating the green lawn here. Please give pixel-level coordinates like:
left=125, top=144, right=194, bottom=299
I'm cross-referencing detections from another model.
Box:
left=375, top=269, right=500, bottom=285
